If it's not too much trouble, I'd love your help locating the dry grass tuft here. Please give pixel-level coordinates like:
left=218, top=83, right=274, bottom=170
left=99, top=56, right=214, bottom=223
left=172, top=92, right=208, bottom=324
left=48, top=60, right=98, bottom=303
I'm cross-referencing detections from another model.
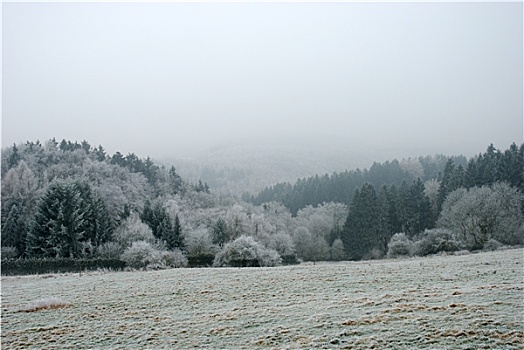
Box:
left=19, top=297, right=71, bottom=312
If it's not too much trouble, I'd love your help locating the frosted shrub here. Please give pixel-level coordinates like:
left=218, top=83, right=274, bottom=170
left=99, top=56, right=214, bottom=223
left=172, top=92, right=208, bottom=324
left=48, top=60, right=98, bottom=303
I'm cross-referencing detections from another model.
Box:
left=269, top=232, right=297, bottom=263
left=438, top=183, right=523, bottom=249
left=96, top=242, right=124, bottom=259
left=412, top=229, right=461, bottom=257
left=387, top=233, right=413, bottom=258
left=256, top=246, right=282, bottom=267
left=185, top=227, right=217, bottom=257
left=161, top=249, right=188, bottom=268
left=213, top=235, right=281, bottom=267
left=483, top=239, right=503, bottom=252
left=121, top=241, right=162, bottom=269
left=112, top=213, right=156, bottom=249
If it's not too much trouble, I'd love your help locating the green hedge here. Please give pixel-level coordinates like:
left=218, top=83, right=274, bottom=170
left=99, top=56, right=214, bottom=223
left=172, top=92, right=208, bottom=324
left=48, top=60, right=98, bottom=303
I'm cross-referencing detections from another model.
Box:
left=187, top=254, right=215, bottom=268
left=1, top=258, right=127, bottom=276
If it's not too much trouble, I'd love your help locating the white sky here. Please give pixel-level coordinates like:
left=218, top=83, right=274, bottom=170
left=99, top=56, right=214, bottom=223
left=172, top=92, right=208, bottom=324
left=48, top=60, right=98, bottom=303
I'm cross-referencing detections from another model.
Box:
left=2, top=1, right=523, bottom=159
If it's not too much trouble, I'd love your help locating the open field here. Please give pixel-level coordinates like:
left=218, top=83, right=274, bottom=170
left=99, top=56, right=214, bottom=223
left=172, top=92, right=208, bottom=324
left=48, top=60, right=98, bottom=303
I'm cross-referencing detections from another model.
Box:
left=2, top=249, right=523, bottom=349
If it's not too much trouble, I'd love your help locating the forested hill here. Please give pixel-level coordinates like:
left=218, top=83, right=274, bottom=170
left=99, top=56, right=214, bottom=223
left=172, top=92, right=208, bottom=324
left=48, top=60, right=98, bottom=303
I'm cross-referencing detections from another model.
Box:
left=247, top=143, right=524, bottom=216
left=1, top=139, right=522, bottom=269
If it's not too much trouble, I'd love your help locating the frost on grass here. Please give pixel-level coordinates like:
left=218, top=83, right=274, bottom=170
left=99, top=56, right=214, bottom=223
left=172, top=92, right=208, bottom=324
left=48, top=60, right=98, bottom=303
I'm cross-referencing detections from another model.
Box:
left=2, top=249, right=522, bottom=349
left=20, top=297, right=71, bottom=312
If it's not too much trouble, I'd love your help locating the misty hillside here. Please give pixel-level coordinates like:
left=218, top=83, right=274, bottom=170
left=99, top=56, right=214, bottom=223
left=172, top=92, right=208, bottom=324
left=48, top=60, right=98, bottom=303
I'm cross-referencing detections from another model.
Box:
left=165, top=135, right=436, bottom=196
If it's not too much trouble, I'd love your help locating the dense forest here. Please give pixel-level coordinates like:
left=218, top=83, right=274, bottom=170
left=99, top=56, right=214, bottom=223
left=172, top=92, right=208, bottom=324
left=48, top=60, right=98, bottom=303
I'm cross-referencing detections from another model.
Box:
left=1, top=140, right=523, bottom=272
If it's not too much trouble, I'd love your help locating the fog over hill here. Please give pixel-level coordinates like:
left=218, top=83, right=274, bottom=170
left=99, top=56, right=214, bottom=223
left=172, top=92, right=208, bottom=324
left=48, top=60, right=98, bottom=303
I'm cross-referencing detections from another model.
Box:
left=163, top=134, right=460, bottom=196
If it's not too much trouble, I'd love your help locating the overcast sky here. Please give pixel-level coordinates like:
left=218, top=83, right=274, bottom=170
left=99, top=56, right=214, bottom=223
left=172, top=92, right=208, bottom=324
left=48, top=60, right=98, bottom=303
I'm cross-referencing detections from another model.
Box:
left=2, top=1, right=522, bottom=159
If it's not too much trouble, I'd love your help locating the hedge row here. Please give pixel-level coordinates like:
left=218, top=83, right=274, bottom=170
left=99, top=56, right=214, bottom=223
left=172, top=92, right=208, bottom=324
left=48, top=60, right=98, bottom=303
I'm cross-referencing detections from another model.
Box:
left=1, top=258, right=127, bottom=275
left=187, top=254, right=215, bottom=267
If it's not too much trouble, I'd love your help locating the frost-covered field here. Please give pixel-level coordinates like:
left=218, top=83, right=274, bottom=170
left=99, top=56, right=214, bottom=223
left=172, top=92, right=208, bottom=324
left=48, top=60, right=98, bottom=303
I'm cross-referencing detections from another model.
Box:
left=2, top=249, right=523, bottom=349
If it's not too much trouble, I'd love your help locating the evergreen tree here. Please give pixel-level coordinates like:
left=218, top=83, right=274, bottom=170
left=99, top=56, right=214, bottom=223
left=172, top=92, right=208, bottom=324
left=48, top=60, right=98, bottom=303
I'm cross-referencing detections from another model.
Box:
left=25, top=181, right=108, bottom=258
left=110, top=151, right=126, bottom=167
left=172, top=214, right=184, bottom=250
left=27, top=182, right=86, bottom=258
left=212, top=218, right=228, bottom=247
left=396, top=180, right=412, bottom=235
left=168, top=166, right=183, bottom=195
left=341, top=183, right=389, bottom=260
left=463, top=158, right=479, bottom=189
left=94, top=145, right=106, bottom=162
left=7, top=144, right=21, bottom=169
left=437, top=159, right=464, bottom=212
left=500, top=143, right=524, bottom=193
left=1, top=201, right=27, bottom=255
left=91, top=197, right=113, bottom=246
left=141, top=200, right=155, bottom=230
left=158, top=217, right=176, bottom=249
left=384, top=184, right=401, bottom=234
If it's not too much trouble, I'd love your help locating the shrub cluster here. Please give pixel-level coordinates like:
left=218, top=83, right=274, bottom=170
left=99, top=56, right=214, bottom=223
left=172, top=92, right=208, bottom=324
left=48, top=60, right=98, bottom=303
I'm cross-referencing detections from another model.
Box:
left=386, top=233, right=413, bottom=258
left=120, top=241, right=188, bottom=269
left=213, top=235, right=281, bottom=267
left=387, top=229, right=462, bottom=258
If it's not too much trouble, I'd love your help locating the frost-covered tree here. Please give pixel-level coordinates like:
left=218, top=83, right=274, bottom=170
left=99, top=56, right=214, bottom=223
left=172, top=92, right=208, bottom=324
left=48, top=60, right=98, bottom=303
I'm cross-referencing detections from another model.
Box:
left=213, top=235, right=281, bottom=267
left=224, top=204, right=250, bottom=240
left=112, top=212, right=156, bottom=249
left=292, top=226, right=330, bottom=262
left=330, top=238, right=346, bottom=261
left=438, top=183, right=523, bottom=249
left=1, top=160, right=40, bottom=217
left=184, top=227, right=216, bottom=258
left=386, top=233, right=413, bottom=258
left=121, top=241, right=162, bottom=269
left=268, top=231, right=296, bottom=262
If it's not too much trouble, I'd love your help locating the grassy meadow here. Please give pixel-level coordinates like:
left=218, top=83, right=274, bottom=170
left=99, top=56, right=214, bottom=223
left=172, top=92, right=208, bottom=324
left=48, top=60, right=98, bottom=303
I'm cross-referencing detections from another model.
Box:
left=2, top=248, right=523, bottom=349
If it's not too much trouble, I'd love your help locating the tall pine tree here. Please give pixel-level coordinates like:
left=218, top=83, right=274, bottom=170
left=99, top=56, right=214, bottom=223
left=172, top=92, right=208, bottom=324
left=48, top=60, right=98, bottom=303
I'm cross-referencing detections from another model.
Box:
left=341, top=183, right=389, bottom=260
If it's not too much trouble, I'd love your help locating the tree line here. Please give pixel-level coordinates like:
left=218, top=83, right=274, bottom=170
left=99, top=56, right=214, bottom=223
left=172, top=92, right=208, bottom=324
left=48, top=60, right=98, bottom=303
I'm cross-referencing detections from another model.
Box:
left=245, top=154, right=468, bottom=215
left=1, top=140, right=522, bottom=272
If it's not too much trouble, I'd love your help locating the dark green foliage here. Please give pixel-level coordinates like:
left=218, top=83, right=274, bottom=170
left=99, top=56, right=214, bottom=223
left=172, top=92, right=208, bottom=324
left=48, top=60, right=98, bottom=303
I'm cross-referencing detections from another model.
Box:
left=1, top=201, right=27, bottom=255
left=7, top=144, right=21, bottom=169
left=26, top=181, right=112, bottom=258
left=341, top=183, right=389, bottom=260
left=171, top=214, right=184, bottom=250
left=110, top=151, right=126, bottom=167
left=437, top=159, right=464, bottom=212
left=251, top=156, right=455, bottom=215
left=194, top=180, right=210, bottom=193
left=1, top=258, right=126, bottom=276
left=93, top=145, right=106, bottom=162
left=212, top=218, right=228, bottom=247
left=169, top=166, right=183, bottom=195
left=140, top=202, right=183, bottom=250
left=187, top=254, right=215, bottom=267
left=463, top=143, right=524, bottom=192
left=396, top=179, right=433, bottom=238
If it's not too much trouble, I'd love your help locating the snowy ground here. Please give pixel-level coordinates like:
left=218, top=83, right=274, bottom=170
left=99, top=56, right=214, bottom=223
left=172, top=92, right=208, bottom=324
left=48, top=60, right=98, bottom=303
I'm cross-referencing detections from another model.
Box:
left=2, top=249, right=523, bottom=349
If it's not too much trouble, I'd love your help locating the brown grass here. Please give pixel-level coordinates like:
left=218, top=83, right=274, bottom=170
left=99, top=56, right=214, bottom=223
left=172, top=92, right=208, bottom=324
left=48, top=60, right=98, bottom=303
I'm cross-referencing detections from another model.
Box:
left=19, top=297, right=71, bottom=312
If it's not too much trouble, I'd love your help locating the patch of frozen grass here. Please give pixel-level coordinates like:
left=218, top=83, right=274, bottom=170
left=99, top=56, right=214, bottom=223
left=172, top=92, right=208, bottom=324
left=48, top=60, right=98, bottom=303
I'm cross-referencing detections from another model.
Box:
left=20, top=297, right=71, bottom=312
